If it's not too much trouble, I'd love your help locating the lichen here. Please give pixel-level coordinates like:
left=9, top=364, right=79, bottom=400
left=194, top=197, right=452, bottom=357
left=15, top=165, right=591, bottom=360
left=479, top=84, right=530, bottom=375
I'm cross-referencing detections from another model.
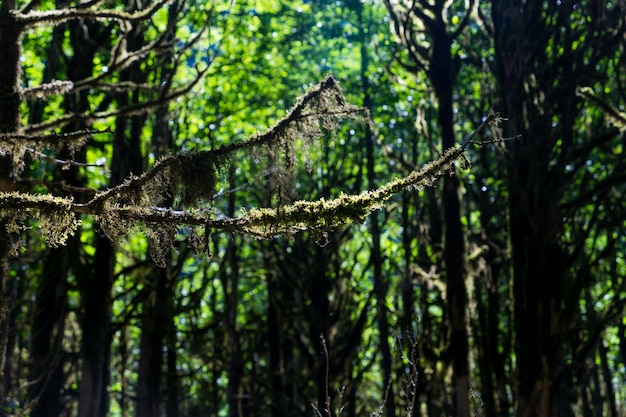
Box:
left=0, top=77, right=490, bottom=265
left=0, top=191, right=80, bottom=249
left=239, top=146, right=465, bottom=237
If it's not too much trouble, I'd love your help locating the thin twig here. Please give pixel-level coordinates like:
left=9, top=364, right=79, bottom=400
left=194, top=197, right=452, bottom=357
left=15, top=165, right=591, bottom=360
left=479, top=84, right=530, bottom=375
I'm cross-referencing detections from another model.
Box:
left=468, top=134, right=522, bottom=147
left=23, top=147, right=108, bottom=169
left=460, top=111, right=502, bottom=150
left=322, top=335, right=331, bottom=417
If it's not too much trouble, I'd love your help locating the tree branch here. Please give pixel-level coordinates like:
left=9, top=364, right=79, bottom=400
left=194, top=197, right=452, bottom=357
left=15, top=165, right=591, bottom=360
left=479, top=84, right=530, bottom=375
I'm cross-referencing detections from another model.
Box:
left=15, top=0, right=173, bottom=27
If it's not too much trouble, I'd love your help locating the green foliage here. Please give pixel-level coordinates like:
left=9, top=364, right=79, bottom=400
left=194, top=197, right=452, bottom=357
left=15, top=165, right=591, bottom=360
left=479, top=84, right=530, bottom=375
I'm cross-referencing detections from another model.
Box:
left=1, top=72, right=485, bottom=264
left=1, top=1, right=625, bottom=417
left=577, top=86, right=626, bottom=132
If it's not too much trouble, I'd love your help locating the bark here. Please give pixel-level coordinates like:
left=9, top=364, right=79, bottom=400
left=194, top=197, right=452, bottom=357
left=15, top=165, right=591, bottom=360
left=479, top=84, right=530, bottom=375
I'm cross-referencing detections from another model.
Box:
left=0, top=3, right=23, bottom=396
left=266, top=252, right=301, bottom=417
left=0, top=4, right=22, bottom=133
left=165, top=322, right=180, bottom=417
left=267, top=274, right=284, bottom=417
left=55, top=15, right=115, bottom=417
left=491, top=2, right=553, bottom=415
left=136, top=267, right=170, bottom=417
left=428, top=19, right=470, bottom=417
left=27, top=20, right=82, bottom=416
left=136, top=46, right=174, bottom=417
left=30, top=247, right=69, bottom=417
left=224, top=165, right=244, bottom=417
left=472, top=150, right=511, bottom=417
left=311, top=249, right=332, bottom=417
left=126, top=14, right=166, bottom=412
left=77, top=235, right=114, bottom=417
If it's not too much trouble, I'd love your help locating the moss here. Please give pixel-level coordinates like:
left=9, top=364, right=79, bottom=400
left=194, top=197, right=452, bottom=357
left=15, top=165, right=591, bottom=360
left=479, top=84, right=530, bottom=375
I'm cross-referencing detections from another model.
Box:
left=0, top=191, right=80, bottom=249
left=0, top=77, right=499, bottom=264
left=239, top=146, right=466, bottom=237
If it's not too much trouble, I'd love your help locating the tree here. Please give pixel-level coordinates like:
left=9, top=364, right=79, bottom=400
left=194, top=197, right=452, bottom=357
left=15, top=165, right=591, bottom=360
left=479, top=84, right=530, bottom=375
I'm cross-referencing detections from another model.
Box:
left=490, top=1, right=626, bottom=416
left=0, top=0, right=495, bottom=415
left=382, top=1, right=477, bottom=415
left=3, top=0, right=623, bottom=416
left=382, top=0, right=626, bottom=416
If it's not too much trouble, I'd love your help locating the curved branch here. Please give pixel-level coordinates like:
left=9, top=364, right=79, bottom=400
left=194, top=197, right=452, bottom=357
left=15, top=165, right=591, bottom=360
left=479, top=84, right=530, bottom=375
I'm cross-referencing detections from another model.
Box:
left=15, top=0, right=173, bottom=27
left=24, top=68, right=206, bottom=134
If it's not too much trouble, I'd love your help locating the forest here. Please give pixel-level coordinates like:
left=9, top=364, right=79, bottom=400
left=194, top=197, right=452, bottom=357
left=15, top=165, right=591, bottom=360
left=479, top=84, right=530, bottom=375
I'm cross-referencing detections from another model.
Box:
left=0, top=0, right=625, bottom=416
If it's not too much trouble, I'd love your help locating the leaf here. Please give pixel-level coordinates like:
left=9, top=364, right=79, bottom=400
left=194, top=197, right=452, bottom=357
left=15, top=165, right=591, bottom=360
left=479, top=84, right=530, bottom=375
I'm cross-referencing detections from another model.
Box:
left=576, top=86, right=626, bottom=132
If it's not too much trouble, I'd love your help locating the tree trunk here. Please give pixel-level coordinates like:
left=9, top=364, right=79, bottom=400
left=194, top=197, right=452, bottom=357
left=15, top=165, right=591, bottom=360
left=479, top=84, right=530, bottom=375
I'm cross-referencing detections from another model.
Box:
left=137, top=84, right=173, bottom=417
left=0, top=4, right=22, bottom=133
left=136, top=267, right=170, bottom=417
left=224, top=164, right=244, bottom=417
left=0, top=3, right=23, bottom=395
left=78, top=235, right=114, bottom=417
left=30, top=246, right=70, bottom=417
left=429, top=23, right=470, bottom=417
left=354, top=1, right=396, bottom=415
left=490, top=2, right=564, bottom=415
left=267, top=266, right=285, bottom=417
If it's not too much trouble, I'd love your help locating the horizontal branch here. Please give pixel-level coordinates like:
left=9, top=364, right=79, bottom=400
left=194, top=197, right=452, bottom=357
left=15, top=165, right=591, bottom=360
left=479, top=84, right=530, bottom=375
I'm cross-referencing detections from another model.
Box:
left=24, top=68, right=206, bottom=134
left=0, top=128, right=110, bottom=144
left=79, top=148, right=463, bottom=238
left=0, top=107, right=499, bottom=247
left=21, top=80, right=74, bottom=100
left=15, top=0, right=173, bottom=27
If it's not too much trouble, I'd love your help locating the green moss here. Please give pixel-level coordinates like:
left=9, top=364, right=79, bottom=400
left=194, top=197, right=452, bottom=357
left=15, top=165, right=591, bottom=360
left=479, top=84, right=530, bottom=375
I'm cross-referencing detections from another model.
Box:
left=241, top=146, right=465, bottom=237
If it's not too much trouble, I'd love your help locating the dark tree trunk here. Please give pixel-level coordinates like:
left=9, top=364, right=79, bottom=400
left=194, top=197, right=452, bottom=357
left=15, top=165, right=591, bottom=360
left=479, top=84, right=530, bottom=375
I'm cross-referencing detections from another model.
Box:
left=225, top=240, right=243, bottom=417
left=267, top=270, right=284, bottom=417
left=78, top=235, right=114, bottom=417
left=354, top=1, right=396, bottom=415
left=472, top=148, right=511, bottom=417
left=54, top=15, right=115, bottom=417
left=491, top=1, right=625, bottom=415
left=137, top=87, right=173, bottom=417
left=165, top=320, right=180, bottom=417
left=27, top=19, right=85, bottom=415
left=311, top=251, right=332, bottom=417
left=0, top=4, right=22, bottom=133
left=30, top=247, right=69, bottom=417
left=224, top=164, right=244, bottom=417
left=491, top=3, right=549, bottom=416
left=428, top=18, right=470, bottom=417
left=382, top=0, right=471, bottom=413
left=136, top=267, right=170, bottom=417
left=0, top=3, right=23, bottom=396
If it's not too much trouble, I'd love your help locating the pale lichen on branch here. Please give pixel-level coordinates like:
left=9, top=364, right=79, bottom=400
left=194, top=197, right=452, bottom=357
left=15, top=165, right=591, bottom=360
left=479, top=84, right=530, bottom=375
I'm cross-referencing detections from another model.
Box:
left=0, top=76, right=508, bottom=261
left=15, top=0, right=173, bottom=27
